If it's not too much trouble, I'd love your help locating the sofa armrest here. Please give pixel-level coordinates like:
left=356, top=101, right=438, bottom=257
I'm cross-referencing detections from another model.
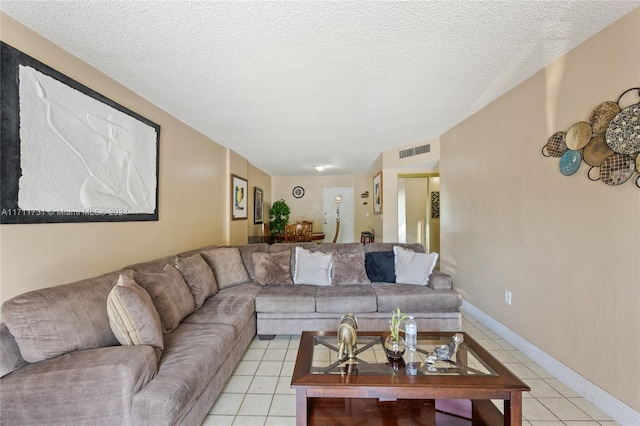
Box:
left=0, top=345, right=157, bottom=425
left=428, top=272, right=453, bottom=290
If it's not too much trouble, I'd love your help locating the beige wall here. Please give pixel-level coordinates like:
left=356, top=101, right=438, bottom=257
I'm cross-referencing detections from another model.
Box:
left=440, top=9, right=639, bottom=411
left=402, top=178, right=428, bottom=245
left=378, top=138, right=440, bottom=242
left=271, top=175, right=375, bottom=241
left=0, top=14, right=234, bottom=303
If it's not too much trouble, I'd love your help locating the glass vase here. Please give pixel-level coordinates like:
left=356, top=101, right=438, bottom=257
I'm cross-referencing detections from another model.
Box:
left=384, top=334, right=406, bottom=359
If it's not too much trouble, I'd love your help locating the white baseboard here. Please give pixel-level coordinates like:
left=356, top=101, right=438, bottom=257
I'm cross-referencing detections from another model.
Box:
left=462, top=300, right=640, bottom=426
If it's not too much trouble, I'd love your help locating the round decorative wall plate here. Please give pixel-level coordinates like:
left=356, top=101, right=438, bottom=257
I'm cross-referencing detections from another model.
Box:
left=292, top=186, right=305, bottom=198
left=559, top=150, right=582, bottom=176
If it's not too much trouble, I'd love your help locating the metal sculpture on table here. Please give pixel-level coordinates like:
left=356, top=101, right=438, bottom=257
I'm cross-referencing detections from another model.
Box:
left=337, top=313, right=358, bottom=361
left=426, top=333, right=464, bottom=364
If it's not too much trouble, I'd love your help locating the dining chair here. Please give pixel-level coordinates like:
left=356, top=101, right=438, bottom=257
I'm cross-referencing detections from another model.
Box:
left=262, top=222, right=271, bottom=244
left=284, top=224, right=298, bottom=243
left=298, top=220, right=313, bottom=234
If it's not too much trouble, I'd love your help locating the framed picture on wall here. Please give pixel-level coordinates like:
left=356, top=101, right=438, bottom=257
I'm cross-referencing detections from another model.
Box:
left=1, top=42, right=160, bottom=224
left=373, top=171, right=383, bottom=215
left=254, top=187, right=263, bottom=224
left=231, top=174, right=248, bottom=220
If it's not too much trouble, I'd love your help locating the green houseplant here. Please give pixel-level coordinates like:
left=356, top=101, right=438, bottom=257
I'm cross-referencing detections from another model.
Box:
left=385, top=307, right=408, bottom=359
left=269, top=199, right=291, bottom=236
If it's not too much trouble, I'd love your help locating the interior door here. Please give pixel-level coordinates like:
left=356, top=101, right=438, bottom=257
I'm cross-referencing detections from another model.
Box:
left=322, top=188, right=354, bottom=243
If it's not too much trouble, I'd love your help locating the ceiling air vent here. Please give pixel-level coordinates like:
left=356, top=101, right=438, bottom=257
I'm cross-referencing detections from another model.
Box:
left=399, top=144, right=430, bottom=159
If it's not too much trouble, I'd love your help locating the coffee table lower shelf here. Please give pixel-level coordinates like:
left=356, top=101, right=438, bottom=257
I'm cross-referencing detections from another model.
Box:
left=306, top=397, right=504, bottom=426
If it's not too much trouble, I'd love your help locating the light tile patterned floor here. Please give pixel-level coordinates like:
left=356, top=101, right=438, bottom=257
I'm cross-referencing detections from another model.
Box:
left=202, top=312, right=619, bottom=426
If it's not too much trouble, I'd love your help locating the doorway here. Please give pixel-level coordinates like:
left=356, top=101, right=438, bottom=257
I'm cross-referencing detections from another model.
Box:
left=397, top=176, right=440, bottom=254
left=322, top=188, right=354, bottom=243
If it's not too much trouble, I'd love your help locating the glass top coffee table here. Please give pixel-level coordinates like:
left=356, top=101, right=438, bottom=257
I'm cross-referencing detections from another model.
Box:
left=291, top=331, right=530, bottom=425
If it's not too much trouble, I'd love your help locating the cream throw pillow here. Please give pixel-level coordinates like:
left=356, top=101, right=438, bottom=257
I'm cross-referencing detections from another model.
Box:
left=393, top=246, right=439, bottom=286
left=107, top=273, right=164, bottom=360
left=293, top=247, right=332, bottom=286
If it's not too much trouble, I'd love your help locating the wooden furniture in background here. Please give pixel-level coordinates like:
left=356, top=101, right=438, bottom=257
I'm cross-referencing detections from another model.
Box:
left=332, top=220, right=340, bottom=243
left=284, top=224, right=311, bottom=243
left=360, top=231, right=374, bottom=244
left=284, top=224, right=299, bottom=243
left=262, top=222, right=271, bottom=244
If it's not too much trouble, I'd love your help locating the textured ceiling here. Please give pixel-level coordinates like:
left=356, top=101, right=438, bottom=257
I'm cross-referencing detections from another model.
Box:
left=1, top=1, right=638, bottom=176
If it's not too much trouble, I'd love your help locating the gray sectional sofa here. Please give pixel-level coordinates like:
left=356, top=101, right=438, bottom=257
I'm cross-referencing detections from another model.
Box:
left=0, top=242, right=461, bottom=426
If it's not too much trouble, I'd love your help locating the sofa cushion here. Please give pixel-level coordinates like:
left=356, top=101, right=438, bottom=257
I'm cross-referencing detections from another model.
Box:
left=364, top=242, right=425, bottom=253
left=331, top=251, right=371, bottom=285
left=393, top=246, right=438, bottom=285
left=133, top=265, right=195, bottom=333
left=294, top=247, right=332, bottom=286
left=428, top=271, right=454, bottom=290
left=124, top=255, right=178, bottom=273
left=255, top=285, right=318, bottom=313
left=236, top=243, right=270, bottom=280
left=132, top=323, right=236, bottom=425
left=183, top=296, right=255, bottom=338
left=374, top=284, right=462, bottom=313
left=201, top=247, right=251, bottom=289
left=315, top=286, right=377, bottom=313
left=216, top=282, right=264, bottom=300
left=252, top=251, right=293, bottom=285
left=106, top=274, right=164, bottom=360
left=1, top=271, right=121, bottom=363
left=0, top=345, right=157, bottom=426
left=175, top=254, right=218, bottom=308
left=311, top=242, right=364, bottom=255
left=365, top=251, right=396, bottom=283
left=268, top=243, right=316, bottom=272
left=0, top=323, right=26, bottom=378
left=177, top=244, right=219, bottom=258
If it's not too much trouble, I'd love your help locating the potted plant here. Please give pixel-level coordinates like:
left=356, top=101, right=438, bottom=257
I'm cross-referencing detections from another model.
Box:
left=385, top=307, right=408, bottom=359
left=269, top=199, right=291, bottom=236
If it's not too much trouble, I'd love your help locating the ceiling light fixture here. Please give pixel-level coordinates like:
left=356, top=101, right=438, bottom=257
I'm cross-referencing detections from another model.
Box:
left=313, top=165, right=326, bottom=172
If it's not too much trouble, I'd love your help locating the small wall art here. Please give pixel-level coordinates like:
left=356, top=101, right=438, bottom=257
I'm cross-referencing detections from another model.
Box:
left=254, top=187, right=263, bottom=224
left=231, top=174, right=248, bottom=220
left=431, top=191, right=440, bottom=219
left=373, top=171, right=383, bottom=214
left=542, top=87, right=639, bottom=188
left=0, top=42, right=161, bottom=224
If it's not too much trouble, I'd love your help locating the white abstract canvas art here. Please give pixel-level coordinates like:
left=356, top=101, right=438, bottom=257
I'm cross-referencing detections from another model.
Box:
left=17, top=66, right=158, bottom=215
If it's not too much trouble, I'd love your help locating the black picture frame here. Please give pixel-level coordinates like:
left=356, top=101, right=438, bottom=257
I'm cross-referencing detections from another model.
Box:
left=254, top=187, right=263, bottom=224
left=0, top=42, right=161, bottom=224
left=231, top=174, right=248, bottom=220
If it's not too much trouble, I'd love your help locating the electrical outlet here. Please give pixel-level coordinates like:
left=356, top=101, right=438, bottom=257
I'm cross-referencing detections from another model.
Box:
left=504, top=290, right=512, bottom=306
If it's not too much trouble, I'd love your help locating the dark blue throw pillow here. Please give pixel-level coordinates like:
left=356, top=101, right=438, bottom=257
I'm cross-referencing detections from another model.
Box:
left=365, top=251, right=396, bottom=283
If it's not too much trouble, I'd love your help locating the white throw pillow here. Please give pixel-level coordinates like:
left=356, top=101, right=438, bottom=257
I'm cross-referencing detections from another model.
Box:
left=393, top=246, right=439, bottom=286
left=293, top=247, right=332, bottom=286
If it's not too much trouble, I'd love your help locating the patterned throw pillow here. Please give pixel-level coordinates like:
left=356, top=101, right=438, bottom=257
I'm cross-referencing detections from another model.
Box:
left=133, top=265, right=196, bottom=333
left=175, top=254, right=218, bottom=308
left=293, top=247, right=332, bottom=286
left=106, top=273, right=164, bottom=360
left=201, top=247, right=251, bottom=289
left=252, top=251, right=293, bottom=285
left=364, top=251, right=396, bottom=283
left=331, top=251, right=371, bottom=285
left=393, top=246, right=439, bottom=285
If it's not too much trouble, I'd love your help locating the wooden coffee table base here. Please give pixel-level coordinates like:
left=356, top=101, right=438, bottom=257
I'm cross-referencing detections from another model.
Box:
left=305, top=397, right=504, bottom=425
